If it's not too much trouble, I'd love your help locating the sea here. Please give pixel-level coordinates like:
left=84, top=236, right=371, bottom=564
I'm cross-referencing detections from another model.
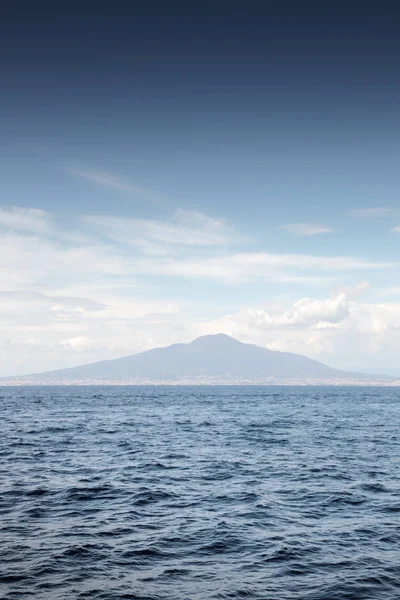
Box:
left=0, top=385, right=399, bottom=600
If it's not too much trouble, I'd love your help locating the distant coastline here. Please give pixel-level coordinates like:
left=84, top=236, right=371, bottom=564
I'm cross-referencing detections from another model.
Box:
left=1, top=378, right=399, bottom=387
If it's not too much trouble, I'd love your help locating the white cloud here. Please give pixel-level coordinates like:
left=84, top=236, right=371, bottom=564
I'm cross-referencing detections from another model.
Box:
left=391, top=226, right=400, bottom=233
left=61, top=336, right=94, bottom=352
left=0, top=285, right=184, bottom=375
left=351, top=207, right=397, bottom=217
left=268, top=293, right=350, bottom=327
left=332, top=280, right=370, bottom=298
left=281, top=223, right=335, bottom=236
left=199, top=292, right=351, bottom=336
left=84, top=209, right=233, bottom=250
left=381, top=287, right=400, bottom=296
left=148, top=252, right=393, bottom=283
left=196, top=292, right=400, bottom=373
left=0, top=290, right=104, bottom=312
left=0, top=208, right=392, bottom=292
left=0, top=207, right=52, bottom=234
left=69, top=168, right=144, bottom=193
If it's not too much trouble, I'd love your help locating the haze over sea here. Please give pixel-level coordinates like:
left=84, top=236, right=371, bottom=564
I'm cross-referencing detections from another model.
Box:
left=1, top=385, right=399, bottom=600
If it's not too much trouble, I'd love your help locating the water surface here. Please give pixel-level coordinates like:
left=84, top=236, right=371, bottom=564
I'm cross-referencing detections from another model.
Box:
left=1, top=386, right=399, bottom=599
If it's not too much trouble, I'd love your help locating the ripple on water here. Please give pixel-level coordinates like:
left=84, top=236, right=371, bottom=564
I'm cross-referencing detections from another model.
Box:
left=0, top=385, right=399, bottom=600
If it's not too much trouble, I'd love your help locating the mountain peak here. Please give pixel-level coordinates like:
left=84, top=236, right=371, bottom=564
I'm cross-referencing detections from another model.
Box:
left=189, top=333, right=243, bottom=346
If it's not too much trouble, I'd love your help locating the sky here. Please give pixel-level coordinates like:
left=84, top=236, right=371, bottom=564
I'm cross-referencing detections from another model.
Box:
left=1, top=3, right=400, bottom=376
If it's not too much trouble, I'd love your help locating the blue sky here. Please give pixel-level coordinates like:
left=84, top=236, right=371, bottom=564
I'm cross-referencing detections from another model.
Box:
left=1, top=5, right=400, bottom=376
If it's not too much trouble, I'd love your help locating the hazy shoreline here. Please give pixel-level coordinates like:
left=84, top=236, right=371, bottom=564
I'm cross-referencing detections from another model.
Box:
left=1, top=379, right=399, bottom=387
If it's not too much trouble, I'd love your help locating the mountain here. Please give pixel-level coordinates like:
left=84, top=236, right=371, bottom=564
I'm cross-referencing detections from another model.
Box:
left=2, top=334, right=396, bottom=385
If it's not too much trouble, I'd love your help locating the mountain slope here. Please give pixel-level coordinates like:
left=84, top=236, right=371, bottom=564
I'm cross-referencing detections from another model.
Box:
left=3, top=333, right=393, bottom=384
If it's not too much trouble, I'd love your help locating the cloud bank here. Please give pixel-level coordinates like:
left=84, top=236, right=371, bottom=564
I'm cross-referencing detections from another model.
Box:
left=0, top=205, right=398, bottom=376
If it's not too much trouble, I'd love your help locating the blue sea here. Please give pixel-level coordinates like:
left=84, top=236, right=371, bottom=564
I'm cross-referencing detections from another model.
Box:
left=0, top=386, right=399, bottom=600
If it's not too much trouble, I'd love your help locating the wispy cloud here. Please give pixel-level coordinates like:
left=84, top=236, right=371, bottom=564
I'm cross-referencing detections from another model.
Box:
left=0, top=290, right=105, bottom=312
left=83, top=209, right=233, bottom=252
left=281, top=223, right=335, bottom=236
left=0, top=207, right=52, bottom=234
left=69, top=168, right=145, bottom=193
left=391, top=226, right=400, bottom=233
left=350, top=207, right=397, bottom=217
left=0, top=209, right=394, bottom=293
left=150, top=253, right=393, bottom=283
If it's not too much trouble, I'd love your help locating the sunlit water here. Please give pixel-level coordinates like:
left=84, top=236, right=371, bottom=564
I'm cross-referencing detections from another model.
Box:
left=1, top=386, right=399, bottom=600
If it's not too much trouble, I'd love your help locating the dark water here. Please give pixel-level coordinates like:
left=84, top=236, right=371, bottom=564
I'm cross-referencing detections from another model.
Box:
left=1, top=386, right=399, bottom=600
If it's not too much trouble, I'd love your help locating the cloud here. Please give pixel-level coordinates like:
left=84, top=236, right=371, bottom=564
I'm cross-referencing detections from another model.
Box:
left=332, top=280, right=370, bottom=299
left=61, top=336, right=94, bottom=351
left=83, top=209, right=233, bottom=251
left=281, top=223, right=335, bottom=236
left=0, top=219, right=393, bottom=296
left=0, top=290, right=104, bottom=311
left=200, top=292, right=351, bottom=335
left=381, top=287, right=400, bottom=296
left=0, top=284, right=183, bottom=375
left=69, top=168, right=145, bottom=193
left=268, top=294, right=350, bottom=327
left=148, top=252, right=394, bottom=283
left=391, top=226, right=400, bottom=233
left=196, top=292, right=400, bottom=373
left=0, top=204, right=398, bottom=376
left=350, top=207, right=397, bottom=217
left=0, top=207, right=52, bottom=234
